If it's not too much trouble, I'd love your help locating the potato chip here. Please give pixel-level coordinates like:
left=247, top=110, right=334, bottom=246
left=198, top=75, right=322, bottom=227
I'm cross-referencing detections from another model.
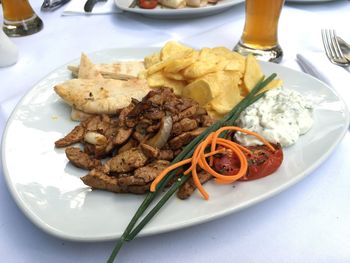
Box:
left=207, top=72, right=243, bottom=114
left=144, top=52, right=160, bottom=69
left=160, top=41, right=194, bottom=61
left=182, top=79, right=216, bottom=106
left=259, top=79, right=283, bottom=94
left=182, top=59, right=218, bottom=79
left=243, top=54, right=264, bottom=93
left=163, top=52, right=198, bottom=73
left=147, top=71, right=186, bottom=95
left=163, top=72, right=186, bottom=81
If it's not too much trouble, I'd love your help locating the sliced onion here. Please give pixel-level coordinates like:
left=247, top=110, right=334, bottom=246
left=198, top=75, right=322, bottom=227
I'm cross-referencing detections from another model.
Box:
left=84, top=132, right=107, bottom=145
left=146, top=115, right=173, bottom=149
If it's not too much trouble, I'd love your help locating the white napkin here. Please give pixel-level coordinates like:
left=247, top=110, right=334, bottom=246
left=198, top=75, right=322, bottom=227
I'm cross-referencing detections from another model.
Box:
left=296, top=51, right=350, bottom=109
left=62, top=0, right=122, bottom=16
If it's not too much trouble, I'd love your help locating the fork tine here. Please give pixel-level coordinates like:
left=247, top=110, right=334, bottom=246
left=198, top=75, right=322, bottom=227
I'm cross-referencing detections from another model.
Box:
left=330, top=30, right=345, bottom=59
left=321, top=29, right=333, bottom=61
left=321, top=29, right=349, bottom=67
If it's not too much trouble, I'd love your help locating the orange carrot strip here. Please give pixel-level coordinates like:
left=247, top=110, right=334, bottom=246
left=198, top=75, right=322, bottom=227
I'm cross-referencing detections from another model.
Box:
left=150, top=158, right=192, bottom=192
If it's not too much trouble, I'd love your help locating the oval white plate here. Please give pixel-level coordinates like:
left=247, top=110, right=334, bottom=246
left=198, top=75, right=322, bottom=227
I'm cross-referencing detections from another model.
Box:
left=114, top=0, right=244, bottom=19
left=2, top=47, right=349, bottom=241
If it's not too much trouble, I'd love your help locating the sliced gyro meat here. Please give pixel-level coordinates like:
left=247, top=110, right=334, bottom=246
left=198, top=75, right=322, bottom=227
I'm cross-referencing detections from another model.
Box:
left=118, top=160, right=169, bottom=186
left=114, top=127, right=133, bottom=145
left=55, top=125, right=85, bottom=147
left=65, top=147, right=101, bottom=170
left=172, top=105, right=199, bottom=122
left=106, top=147, right=148, bottom=173
left=177, top=171, right=213, bottom=200
left=169, top=127, right=206, bottom=150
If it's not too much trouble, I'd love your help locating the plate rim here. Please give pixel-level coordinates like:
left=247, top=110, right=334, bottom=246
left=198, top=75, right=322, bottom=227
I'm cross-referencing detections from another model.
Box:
left=114, top=0, right=244, bottom=16
left=2, top=47, right=349, bottom=241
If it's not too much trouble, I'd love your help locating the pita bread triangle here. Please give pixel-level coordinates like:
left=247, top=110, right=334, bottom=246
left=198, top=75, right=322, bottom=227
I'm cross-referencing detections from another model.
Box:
left=78, top=53, right=103, bottom=79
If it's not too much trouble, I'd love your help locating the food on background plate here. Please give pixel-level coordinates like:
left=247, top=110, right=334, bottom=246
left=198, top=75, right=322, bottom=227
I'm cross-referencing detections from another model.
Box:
left=136, top=0, right=218, bottom=9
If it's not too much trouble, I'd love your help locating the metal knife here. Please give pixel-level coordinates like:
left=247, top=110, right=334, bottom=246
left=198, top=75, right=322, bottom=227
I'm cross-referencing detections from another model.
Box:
left=296, top=54, right=331, bottom=85
left=41, top=0, right=71, bottom=11
left=336, top=36, right=350, bottom=62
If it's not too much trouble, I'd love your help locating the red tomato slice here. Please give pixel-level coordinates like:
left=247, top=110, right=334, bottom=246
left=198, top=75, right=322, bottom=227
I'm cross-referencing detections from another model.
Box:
left=213, top=144, right=283, bottom=181
left=139, top=0, right=158, bottom=9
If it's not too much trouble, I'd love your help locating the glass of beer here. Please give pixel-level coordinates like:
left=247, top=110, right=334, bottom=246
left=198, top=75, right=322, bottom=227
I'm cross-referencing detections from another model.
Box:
left=234, top=0, right=285, bottom=63
left=2, top=0, right=43, bottom=37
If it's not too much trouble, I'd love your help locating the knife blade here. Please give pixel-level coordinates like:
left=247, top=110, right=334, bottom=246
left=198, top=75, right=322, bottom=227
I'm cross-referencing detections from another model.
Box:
left=336, top=36, right=350, bottom=62
left=296, top=54, right=331, bottom=85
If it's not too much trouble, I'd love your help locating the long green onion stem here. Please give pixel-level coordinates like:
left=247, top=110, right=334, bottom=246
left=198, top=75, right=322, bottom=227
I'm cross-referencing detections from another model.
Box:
left=107, top=73, right=277, bottom=263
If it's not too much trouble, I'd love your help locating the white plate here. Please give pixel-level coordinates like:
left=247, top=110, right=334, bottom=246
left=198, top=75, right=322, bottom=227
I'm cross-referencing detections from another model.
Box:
left=2, top=47, right=349, bottom=241
left=115, top=0, right=244, bottom=19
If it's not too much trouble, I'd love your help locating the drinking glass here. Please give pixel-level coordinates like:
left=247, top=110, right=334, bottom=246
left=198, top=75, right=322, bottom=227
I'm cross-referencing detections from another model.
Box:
left=234, top=0, right=285, bottom=63
left=2, top=0, right=43, bottom=37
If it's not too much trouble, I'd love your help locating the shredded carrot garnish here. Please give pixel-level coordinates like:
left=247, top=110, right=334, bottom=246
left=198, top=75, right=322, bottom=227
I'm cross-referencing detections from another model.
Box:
left=150, top=126, right=276, bottom=200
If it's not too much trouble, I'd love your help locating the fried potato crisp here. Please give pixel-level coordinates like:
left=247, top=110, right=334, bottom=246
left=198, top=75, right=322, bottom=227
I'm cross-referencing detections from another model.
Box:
left=142, top=42, right=282, bottom=119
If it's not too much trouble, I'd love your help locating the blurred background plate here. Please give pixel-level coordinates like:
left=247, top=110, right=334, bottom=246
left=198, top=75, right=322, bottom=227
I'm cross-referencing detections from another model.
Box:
left=114, top=0, right=244, bottom=19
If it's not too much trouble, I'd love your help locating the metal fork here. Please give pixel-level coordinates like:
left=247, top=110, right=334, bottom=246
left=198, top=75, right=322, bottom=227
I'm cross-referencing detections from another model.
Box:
left=321, top=29, right=350, bottom=67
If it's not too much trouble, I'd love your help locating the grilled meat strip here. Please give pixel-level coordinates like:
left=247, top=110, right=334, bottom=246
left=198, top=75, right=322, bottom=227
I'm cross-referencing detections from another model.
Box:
left=65, top=147, right=101, bottom=170
left=177, top=171, right=213, bottom=200
left=106, top=147, right=148, bottom=173
left=55, top=125, right=85, bottom=147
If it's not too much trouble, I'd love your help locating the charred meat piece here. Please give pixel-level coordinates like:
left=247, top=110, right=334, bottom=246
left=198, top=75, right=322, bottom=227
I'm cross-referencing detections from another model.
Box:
left=200, top=115, right=215, bottom=127
left=117, top=138, right=138, bottom=154
left=158, top=149, right=174, bottom=161
left=106, top=147, right=148, bottom=173
left=65, top=147, right=101, bottom=170
left=177, top=171, right=213, bottom=200
left=169, top=127, right=206, bottom=150
left=140, top=143, right=159, bottom=159
left=172, top=105, right=198, bottom=122
left=55, top=125, right=85, bottom=147
left=172, top=118, right=198, bottom=136
left=140, top=144, right=174, bottom=161
left=118, top=160, right=169, bottom=186
left=81, top=169, right=151, bottom=194
left=114, top=127, right=133, bottom=145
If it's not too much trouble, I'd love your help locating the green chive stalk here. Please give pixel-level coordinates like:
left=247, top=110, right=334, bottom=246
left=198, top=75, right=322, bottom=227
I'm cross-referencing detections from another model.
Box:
left=107, top=73, right=277, bottom=263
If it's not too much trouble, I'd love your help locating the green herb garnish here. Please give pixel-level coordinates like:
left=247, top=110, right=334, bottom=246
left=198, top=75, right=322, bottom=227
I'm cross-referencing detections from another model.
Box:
left=107, top=73, right=277, bottom=263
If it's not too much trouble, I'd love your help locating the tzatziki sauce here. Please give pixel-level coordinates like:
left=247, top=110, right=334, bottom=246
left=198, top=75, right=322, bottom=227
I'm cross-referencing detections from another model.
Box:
left=235, top=87, right=313, bottom=147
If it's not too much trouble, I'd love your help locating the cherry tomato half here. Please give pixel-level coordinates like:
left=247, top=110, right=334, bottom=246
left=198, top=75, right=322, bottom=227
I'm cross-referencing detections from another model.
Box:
left=139, top=0, right=158, bottom=9
left=213, top=144, right=283, bottom=181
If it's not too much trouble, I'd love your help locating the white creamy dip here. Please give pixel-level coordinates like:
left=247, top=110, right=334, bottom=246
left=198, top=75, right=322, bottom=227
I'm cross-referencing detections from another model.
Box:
left=235, top=87, right=313, bottom=147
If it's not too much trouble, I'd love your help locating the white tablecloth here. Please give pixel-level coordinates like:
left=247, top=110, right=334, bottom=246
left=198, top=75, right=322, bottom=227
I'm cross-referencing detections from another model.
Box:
left=1, top=1, right=350, bottom=262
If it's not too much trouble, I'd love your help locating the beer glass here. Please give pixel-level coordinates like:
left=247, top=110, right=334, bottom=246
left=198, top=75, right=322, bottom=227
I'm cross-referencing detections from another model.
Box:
left=234, top=0, right=285, bottom=63
left=2, top=0, right=43, bottom=37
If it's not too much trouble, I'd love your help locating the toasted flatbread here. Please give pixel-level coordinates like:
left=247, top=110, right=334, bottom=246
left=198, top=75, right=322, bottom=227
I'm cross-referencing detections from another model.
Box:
left=70, top=108, right=94, bottom=121
left=68, top=61, right=145, bottom=80
left=54, top=78, right=150, bottom=114
left=78, top=53, right=103, bottom=79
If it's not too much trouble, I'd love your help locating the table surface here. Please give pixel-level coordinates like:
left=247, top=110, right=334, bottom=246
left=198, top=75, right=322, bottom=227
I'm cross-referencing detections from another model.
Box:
left=1, top=1, right=350, bottom=262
